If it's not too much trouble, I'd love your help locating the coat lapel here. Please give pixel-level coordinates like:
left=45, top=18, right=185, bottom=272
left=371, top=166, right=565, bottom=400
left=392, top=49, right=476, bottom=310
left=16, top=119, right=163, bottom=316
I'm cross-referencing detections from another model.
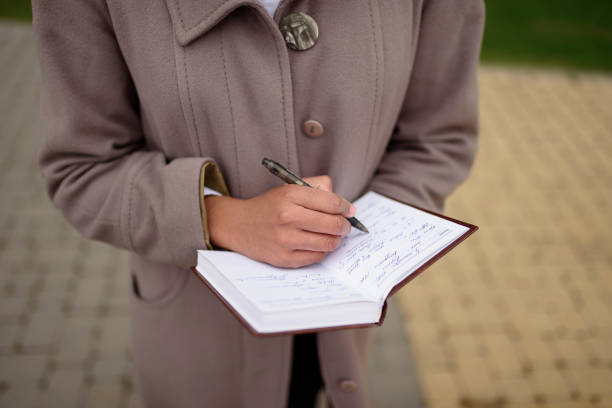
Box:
left=166, top=0, right=261, bottom=46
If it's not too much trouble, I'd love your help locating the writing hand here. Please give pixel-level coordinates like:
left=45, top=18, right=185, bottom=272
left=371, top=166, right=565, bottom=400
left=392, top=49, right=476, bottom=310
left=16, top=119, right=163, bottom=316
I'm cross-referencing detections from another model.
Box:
left=205, top=175, right=356, bottom=268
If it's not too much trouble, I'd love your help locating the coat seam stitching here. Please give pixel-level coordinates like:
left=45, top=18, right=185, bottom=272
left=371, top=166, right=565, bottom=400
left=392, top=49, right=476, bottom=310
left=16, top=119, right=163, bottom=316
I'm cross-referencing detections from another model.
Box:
left=272, top=26, right=291, bottom=170
left=173, top=0, right=231, bottom=33
left=363, top=0, right=381, bottom=180
left=182, top=49, right=203, bottom=155
left=220, top=27, right=242, bottom=196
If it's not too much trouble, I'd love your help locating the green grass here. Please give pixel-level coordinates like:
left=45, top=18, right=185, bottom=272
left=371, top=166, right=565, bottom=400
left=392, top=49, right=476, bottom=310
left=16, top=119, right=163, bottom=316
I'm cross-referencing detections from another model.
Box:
left=481, top=0, right=612, bottom=72
left=2, top=0, right=611, bottom=72
left=0, top=1, right=31, bottom=21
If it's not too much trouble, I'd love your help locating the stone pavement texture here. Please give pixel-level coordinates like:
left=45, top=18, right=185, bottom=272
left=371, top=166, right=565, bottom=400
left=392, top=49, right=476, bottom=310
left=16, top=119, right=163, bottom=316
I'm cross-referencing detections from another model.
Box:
left=0, top=22, right=422, bottom=407
left=3, top=19, right=612, bottom=408
left=397, top=66, right=612, bottom=408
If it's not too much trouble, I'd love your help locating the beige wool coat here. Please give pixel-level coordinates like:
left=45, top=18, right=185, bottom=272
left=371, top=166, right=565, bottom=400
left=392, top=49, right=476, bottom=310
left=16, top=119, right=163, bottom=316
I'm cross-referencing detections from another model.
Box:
left=33, top=0, right=484, bottom=406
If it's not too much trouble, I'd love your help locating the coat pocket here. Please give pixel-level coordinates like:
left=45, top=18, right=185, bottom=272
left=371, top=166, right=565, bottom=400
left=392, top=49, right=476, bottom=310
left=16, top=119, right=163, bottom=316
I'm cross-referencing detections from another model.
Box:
left=130, top=257, right=190, bottom=308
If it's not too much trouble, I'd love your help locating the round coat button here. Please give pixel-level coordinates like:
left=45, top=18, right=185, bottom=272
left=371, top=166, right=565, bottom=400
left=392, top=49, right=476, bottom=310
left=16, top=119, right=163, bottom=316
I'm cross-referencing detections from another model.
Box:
left=338, top=379, right=358, bottom=392
left=279, top=12, right=319, bottom=51
left=303, top=120, right=324, bottom=138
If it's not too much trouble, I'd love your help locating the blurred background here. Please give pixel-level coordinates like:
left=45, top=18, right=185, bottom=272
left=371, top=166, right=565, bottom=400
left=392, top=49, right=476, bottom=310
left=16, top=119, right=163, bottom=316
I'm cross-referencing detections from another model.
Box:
left=1, top=1, right=611, bottom=407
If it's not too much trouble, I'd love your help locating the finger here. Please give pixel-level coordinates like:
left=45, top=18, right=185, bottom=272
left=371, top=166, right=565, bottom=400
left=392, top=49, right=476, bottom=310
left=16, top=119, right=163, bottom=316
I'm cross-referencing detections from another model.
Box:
left=303, top=175, right=332, bottom=192
left=287, top=185, right=356, bottom=217
left=285, top=250, right=329, bottom=268
left=293, top=207, right=351, bottom=236
left=286, top=230, right=343, bottom=253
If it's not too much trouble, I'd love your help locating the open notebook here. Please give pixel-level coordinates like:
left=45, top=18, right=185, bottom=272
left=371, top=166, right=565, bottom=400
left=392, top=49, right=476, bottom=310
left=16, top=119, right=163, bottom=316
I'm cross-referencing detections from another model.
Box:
left=193, top=191, right=477, bottom=336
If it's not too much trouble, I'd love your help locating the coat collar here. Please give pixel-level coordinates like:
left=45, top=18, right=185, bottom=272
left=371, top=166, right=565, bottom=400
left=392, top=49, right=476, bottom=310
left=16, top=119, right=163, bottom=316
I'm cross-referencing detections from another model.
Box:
left=166, top=0, right=291, bottom=46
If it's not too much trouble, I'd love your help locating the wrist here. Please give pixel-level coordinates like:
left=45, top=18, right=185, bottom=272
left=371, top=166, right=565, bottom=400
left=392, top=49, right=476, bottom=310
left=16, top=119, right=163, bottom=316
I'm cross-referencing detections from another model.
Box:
left=204, top=195, right=241, bottom=250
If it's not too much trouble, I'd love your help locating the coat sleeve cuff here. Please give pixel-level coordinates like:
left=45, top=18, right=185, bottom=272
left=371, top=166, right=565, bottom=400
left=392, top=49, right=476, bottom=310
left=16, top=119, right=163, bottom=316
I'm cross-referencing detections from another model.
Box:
left=199, top=161, right=230, bottom=250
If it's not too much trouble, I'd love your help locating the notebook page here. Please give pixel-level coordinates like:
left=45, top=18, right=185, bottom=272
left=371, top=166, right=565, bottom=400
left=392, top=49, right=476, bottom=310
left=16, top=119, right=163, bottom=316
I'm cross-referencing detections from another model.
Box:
left=197, top=251, right=372, bottom=312
left=321, top=191, right=469, bottom=300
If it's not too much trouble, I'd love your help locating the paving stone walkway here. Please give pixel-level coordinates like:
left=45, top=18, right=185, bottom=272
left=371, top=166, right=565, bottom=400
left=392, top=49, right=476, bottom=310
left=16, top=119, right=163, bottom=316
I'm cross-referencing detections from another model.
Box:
left=4, top=18, right=612, bottom=408
left=0, top=22, right=422, bottom=407
left=397, top=66, right=612, bottom=407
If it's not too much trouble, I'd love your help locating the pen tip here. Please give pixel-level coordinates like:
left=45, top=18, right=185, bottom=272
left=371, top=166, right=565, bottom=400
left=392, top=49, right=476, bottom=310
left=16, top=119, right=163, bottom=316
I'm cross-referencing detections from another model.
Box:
left=355, top=222, right=369, bottom=233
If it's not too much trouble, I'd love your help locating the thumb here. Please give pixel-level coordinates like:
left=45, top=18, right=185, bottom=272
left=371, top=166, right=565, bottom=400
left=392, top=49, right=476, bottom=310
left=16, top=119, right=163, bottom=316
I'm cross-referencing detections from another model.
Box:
left=303, top=175, right=333, bottom=192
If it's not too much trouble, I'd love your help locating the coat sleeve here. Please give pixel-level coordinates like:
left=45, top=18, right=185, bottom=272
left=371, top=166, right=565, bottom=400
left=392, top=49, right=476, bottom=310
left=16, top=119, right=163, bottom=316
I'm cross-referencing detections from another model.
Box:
left=367, top=0, right=485, bottom=212
left=32, top=0, right=228, bottom=269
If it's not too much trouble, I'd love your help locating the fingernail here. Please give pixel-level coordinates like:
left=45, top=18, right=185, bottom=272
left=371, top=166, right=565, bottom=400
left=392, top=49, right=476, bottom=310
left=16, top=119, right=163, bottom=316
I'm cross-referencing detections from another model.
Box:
left=348, top=204, right=356, bottom=217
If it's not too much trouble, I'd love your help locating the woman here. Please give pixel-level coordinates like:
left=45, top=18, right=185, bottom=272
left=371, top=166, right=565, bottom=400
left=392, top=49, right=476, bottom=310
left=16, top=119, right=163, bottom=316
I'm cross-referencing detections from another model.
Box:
left=32, top=0, right=484, bottom=406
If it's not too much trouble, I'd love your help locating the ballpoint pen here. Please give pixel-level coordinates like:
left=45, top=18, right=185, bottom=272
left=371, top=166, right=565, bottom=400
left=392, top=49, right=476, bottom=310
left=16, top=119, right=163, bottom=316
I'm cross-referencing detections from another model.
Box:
left=262, top=158, right=369, bottom=233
